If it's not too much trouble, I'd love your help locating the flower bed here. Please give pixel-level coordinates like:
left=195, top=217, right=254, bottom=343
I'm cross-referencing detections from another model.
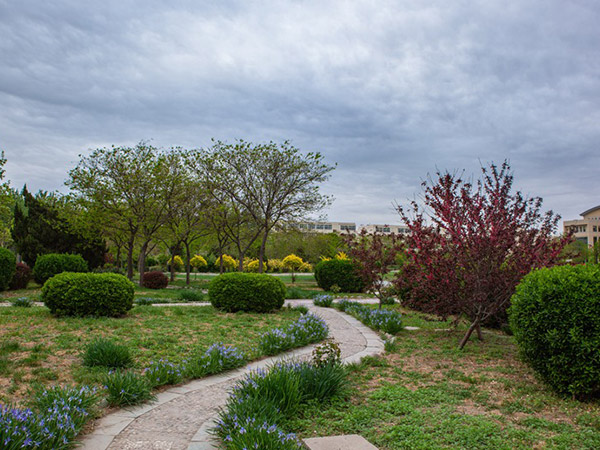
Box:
left=335, top=300, right=403, bottom=334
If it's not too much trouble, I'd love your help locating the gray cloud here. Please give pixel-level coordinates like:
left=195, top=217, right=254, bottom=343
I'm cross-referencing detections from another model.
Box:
left=1, top=0, right=599, bottom=226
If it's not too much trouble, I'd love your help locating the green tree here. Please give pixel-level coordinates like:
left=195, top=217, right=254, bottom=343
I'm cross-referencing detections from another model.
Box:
left=191, top=140, right=335, bottom=272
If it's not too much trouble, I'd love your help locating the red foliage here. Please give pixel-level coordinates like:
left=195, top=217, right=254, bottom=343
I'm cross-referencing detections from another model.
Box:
left=9, top=262, right=32, bottom=290
left=394, top=162, right=571, bottom=348
left=142, top=271, right=169, bottom=289
left=345, top=229, right=402, bottom=307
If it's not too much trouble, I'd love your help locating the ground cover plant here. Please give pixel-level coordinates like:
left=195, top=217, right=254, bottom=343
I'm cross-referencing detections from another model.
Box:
left=335, top=300, right=403, bottom=334
left=286, top=307, right=600, bottom=449
left=259, top=313, right=329, bottom=355
left=0, top=305, right=303, bottom=405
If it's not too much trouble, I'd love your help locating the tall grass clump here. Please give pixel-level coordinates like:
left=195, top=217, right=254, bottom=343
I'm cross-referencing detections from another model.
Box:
left=312, top=294, right=333, bottom=307
left=177, top=288, right=205, bottom=302
left=143, top=359, right=185, bottom=387
left=83, top=338, right=133, bottom=369
left=186, top=343, right=246, bottom=379
left=103, top=371, right=155, bottom=407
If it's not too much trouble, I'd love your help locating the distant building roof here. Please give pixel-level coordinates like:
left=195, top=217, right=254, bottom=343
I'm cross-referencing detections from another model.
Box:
left=581, top=205, right=600, bottom=217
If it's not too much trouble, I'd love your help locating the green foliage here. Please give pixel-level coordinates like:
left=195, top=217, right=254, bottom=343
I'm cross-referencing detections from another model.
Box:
left=185, top=343, right=247, bottom=379
left=143, top=359, right=184, bottom=387
left=103, top=370, right=155, bottom=406
left=141, top=270, right=169, bottom=289
left=216, top=254, right=238, bottom=272
left=9, top=262, right=32, bottom=290
left=82, top=338, right=133, bottom=369
left=209, top=273, right=286, bottom=313
left=41, top=272, right=134, bottom=317
left=177, top=288, right=205, bottom=302
left=285, top=286, right=315, bottom=299
left=313, top=294, right=334, bottom=307
left=11, top=187, right=105, bottom=269
left=509, top=264, right=600, bottom=398
left=259, top=313, right=329, bottom=355
left=32, top=253, right=88, bottom=285
left=145, top=255, right=159, bottom=267
left=0, top=247, right=15, bottom=291
left=314, top=258, right=365, bottom=293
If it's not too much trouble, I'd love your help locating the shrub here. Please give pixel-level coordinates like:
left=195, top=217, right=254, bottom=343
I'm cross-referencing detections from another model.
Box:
left=42, top=272, right=135, bottom=317
left=33, top=253, right=88, bottom=285
left=313, top=294, right=334, bottom=307
left=245, top=258, right=264, bottom=273
left=9, top=262, right=31, bottom=290
left=144, top=359, right=184, bottom=387
left=190, top=254, right=208, bottom=270
left=282, top=254, right=304, bottom=282
left=215, top=254, right=237, bottom=272
left=259, top=313, right=328, bottom=355
left=509, top=265, right=600, bottom=398
left=209, top=273, right=286, bottom=313
left=268, top=259, right=283, bottom=273
left=103, top=371, right=155, bottom=406
left=167, top=255, right=184, bottom=271
left=142, top=270, right=168, bottom=289
left=11, top=297, right=33, bottom=308
left=177, top=288, right=204, bottom=302
left=300, top=262, right=313, bottom=272
left=314, top=259, right=364, bottom=293
left=83, top=338, right=133, bottom=369
left=0, top=248, right=16, bottom=291
left=145, top=255, right=159, bottom=267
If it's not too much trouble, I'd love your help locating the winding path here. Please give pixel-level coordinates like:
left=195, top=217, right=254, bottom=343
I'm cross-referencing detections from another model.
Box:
left=79, top=301, right=384, bottom=450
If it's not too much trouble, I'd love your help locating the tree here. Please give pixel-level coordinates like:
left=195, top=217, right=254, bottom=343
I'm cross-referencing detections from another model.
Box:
left=282, top=254, right=304, bottom=283
left=11, top=187, right=105, bottom=267
left=394, top=162, right=570, bottom=349
left=0, top=152, right=15, bottom=247
left=345, top=230, right=403, bottom=308
left=191, top=140, right=335, bottom=272
left=67, top=143, right=178, bottom=283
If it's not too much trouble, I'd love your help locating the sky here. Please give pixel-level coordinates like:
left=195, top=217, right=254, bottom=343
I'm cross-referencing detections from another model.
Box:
left=1, top=0, right=599, bottom=227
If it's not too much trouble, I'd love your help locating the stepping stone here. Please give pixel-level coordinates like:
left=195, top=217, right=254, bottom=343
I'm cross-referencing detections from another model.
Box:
left=303, top=434, right=378, bottom=449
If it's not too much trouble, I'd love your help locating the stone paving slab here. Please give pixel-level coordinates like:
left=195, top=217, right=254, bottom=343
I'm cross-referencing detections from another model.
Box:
left=303, top=434, right=379, bottom=450
left=79, top=302, right=385, bottom=450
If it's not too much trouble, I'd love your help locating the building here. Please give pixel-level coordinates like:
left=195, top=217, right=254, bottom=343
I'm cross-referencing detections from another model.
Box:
left=359, top=224, right=411, bottom=235
left=563, top=206, right=600, bottom=247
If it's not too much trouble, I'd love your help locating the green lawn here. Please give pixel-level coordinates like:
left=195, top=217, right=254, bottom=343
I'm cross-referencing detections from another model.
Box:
left=0, top=305, right=302, bottom=406
left=287, top=307, right=600, bottom=449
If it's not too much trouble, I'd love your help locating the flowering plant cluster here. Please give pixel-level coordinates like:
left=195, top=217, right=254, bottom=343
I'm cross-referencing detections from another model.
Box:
left=259, top=313, right=328, bottom=355
left=312, top=294, right=334, bottom=307
left=186, top=343, right=247, bottom=378
left=336, top=300, right=403, bottom=334
left=144, top=359, right=185, bottom=387
left=214, top=360, right=347, bottom=449
left=0, top=385, right=97, bottom=449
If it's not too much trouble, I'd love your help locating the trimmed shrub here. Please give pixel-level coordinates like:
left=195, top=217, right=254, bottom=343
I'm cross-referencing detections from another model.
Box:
left=209, top=273, right=286, bottom=313
left=141, top=271, right=168, bottom=289
left=509, top=265, right=600, bottom=398
left=314, top=259, right=365, bottom=293
left=167, top=255, right=184, bottom=271
left=9, top=262, right=31, bottom=290
left=190, top=254, right=208, bottom=271
left=0, top=248, right=16, bottom=291
left=215, top=254, right=237, bottom=272
left=83, top=338, right=133, bottom=369
left=267, top=258, right=283, bottom=273
left=33, top=253, right=88, bottom=285
left=42, top=272, right=135, bottom=317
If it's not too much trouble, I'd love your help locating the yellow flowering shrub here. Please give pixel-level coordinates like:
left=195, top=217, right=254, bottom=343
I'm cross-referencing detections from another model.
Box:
left=167, top=255, right=184, bottom=271
left=216, top=254, right=238, bottom=272
left=268, top=259, right=283, bottom=273
left=190, top=255, right=207, bottom=269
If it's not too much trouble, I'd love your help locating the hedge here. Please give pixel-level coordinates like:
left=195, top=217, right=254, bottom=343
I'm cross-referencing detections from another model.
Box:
left=313, top=259, right=364, bottom=293
left=208, top=273, right=286, bottom=313
left=142, top=271, right=169, bottom=289
left=0, top=248, right=16, bottom=291
left=33, top=253, right=88, bottom=285
left=509, top=264, right=600, bottom=398
left=41, top=272, right=135, bottom=317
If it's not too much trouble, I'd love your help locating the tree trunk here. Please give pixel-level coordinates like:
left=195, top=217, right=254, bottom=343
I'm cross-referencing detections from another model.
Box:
left=258, top=230, right=268, bottom=273
left=137, top=241, right=148, bottom=286
left=184, top=241, right=191, bottom=286
left=126, top=239, right=135, bottom=280
left=115, top=244, right=122, bottom=269
left=169, top=246, right=176, bottom=282
left=476, top=322, right=483, bottom=341
left=238, top=250, right=245, bottom=272
left=459, top=317, right=481, bottom=350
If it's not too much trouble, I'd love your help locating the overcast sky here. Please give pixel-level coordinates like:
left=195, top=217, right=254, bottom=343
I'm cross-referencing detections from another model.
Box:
left=1, top=0, right=598, bottom=227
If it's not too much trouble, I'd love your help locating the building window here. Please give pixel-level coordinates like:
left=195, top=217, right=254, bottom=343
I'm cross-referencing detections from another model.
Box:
left=341, top=225, right=355, bottom=231
left=594, top=226, right=598, bottom=232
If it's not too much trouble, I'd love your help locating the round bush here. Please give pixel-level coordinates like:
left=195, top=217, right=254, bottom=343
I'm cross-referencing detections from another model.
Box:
left=33, top=253, right=88, bottom=285
left=142, top=271, right=169, bottom=289
left=0, top=248, right=16, bottom=291
left=313, top=259, right=364, bottom=293
left=509, top=264, right=600, bottom=398
left=9, top=262, right=32, bottom=290
left=209, top=273, right=286, bottom=313
left=42, top=272, right=135, bottom=317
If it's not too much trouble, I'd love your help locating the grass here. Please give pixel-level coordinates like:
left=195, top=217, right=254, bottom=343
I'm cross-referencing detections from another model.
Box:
left=0, top=305, right=302, bottom=406
left=287, top=307, right=600, bottom=449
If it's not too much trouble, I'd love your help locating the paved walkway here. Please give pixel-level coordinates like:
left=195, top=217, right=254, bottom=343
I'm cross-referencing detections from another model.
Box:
left=80, top=301, right=384, bottom=450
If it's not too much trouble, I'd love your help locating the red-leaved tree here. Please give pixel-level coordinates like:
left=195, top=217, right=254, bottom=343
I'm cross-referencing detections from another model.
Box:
left=345, top=229, right=403, bottom=308
left=395, top=161, right=571, bottom=349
